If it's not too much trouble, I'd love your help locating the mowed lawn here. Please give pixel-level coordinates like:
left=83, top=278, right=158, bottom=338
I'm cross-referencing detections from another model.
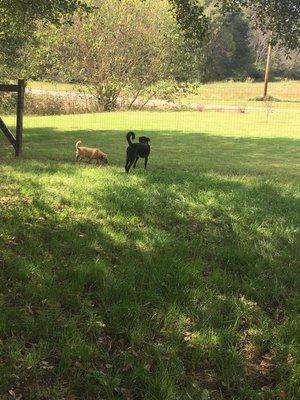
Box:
left=0, top=111, right=300, bottom=399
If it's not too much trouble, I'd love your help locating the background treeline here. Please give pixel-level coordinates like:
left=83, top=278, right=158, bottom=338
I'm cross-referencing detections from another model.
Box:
left=1, top=0, right=299, bottom=110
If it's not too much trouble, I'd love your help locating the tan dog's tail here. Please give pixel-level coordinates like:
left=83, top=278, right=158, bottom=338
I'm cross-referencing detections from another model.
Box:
left=76, top=140, right=82, bottom=150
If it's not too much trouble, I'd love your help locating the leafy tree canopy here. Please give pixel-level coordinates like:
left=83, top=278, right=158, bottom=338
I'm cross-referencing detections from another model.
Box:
left=218, top=0, right=299, bottom=49
left=0, top=0, right=91, bottom=25
left=0, top=0, right=92, bottom=72
left=0, top=0, right=298, bottom=69
left=170, top=0, right=299, bottom=50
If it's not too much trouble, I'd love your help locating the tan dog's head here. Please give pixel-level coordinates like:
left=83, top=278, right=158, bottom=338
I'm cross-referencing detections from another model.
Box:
left=101, top=153, right=109, bottom=165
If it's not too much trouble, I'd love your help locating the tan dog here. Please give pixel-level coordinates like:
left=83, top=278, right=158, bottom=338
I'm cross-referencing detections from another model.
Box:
left=75, top=140, right=108, bottom=165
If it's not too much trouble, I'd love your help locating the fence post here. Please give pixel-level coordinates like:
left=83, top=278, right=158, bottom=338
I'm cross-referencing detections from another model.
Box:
left=263, top=44, right=272, bottom=99
left=16, top=79, right=25, bottom=156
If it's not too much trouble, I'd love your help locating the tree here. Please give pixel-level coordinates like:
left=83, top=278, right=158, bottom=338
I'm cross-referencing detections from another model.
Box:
left=169, top=0, right=209, bottom=44
left=249, top=29, right=300, bottom=79
left=38, top=0, right=179, bottom=110
left=169, top=0, right=299, bottom=50
left=194, top=5, right=255, bottom=82
left=1, top=0, right=298, bottom=52
left=1, top=0, right=298, bottom=83
left=0, top=0, right=91, bottom=26
left=217, top=0, right=299, bottom=50
left=0, top=0, right=91, bottom=75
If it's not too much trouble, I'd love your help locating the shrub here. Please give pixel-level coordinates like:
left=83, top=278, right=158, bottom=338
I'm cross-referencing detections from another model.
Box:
left=29, top=94, right=103, bottom=115
left=0, top=92, right=101, bottom=116
left=0, top=92, right=17, bottom=114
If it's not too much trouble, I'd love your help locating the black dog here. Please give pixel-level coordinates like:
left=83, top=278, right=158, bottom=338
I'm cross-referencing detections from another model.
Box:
left=125, top=131, right=151, bottom=173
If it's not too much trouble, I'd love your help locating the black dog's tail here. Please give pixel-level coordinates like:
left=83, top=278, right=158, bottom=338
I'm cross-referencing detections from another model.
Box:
left=126, top=131, right=135, bottom=147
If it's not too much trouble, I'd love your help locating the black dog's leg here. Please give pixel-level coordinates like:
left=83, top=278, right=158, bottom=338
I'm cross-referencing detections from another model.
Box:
left=126, top=160, right=134, bottom=173
left=144, top=156, right=148, bottom=169
left=125, top=147, right=133, bottom=172
left=125, top=154, right=130, bottom=170
left=133, top=157, right=139, bottom=168
left=125, top=154, right=134, bottom=173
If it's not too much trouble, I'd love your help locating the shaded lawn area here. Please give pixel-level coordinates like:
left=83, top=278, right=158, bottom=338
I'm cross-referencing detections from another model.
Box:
left=0, top=112, right=299, bottom=399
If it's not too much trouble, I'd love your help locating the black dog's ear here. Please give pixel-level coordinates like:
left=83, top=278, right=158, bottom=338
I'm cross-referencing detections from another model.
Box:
left=138, top=136, right=151, bottom=143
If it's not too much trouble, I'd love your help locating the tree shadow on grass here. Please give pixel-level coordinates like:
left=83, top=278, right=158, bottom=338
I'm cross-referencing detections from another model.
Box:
left=1, top=126, right=299, bottom=178
left=0, top=127, right=299, bottom=399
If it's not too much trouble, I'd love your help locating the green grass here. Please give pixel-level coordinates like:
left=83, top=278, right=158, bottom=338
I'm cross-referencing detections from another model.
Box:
left=1, top=111, right=300, bottom=399
left=183, top=80, right=300, bottom=102
left=28, top=81, right=78, bottom=93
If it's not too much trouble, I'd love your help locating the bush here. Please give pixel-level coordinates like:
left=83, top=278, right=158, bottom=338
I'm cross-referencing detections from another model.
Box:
left=144, top=81, right=180, bottom=102
left=244, top=77, right=255, bottom=83
left=30, top=93, right=106, bottom=115
left=0, top=92, right=17, bottom=114
left=93, top=82, right=120, bottom=112
left=0, top=92, right=102, bottom=116
left=249, top=95, right=281, bottom=102
left=142, top=81, right=198, bottom=103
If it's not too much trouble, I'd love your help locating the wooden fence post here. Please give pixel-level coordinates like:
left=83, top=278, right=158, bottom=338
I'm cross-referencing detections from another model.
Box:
left=15, top=79, right=25, bottom=156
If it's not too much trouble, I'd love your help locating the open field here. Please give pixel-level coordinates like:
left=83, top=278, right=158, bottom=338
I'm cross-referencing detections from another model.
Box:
left=1, top=111, right=300, bottom=399
left=183, top=80, right=300, bottom=102
left=27, top=80, right=300, bottom=111
left=28, top=81, right=77, bottom=93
